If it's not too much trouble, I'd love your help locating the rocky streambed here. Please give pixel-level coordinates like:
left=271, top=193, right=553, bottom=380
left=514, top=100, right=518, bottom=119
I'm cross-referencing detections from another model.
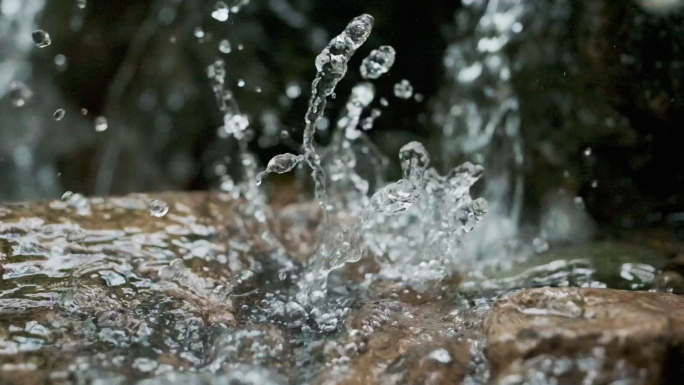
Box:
left=0, top=192, right=682, bottom=384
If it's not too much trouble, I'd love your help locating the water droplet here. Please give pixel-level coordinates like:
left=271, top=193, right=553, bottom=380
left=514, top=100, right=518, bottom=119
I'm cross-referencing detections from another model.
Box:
left=591, top=180, right=598, bottom=188
left=148, top=199, right=169, bottom=217
left=255, top=86, right=262, bottom=93
left=54, top=54, right=67, bottom=69
left=77, top=0, right=86, bottom=9
left=218, top=39, right=231, bottom=53
left=380, top=97, right=388, bottom=107
left=53, top=109, right=65, bottom=121
left=81, top=108, right=88, bottom=115
left=94, top=116, right=108, bottom=132
left=414, top=93, right=424, bottom=102
left=255, top=153, right=303, bottom=185
left=584, top=147, right=592, bottom=156
left=393, top=79, right=413, bottom=99
left=9, top=81, right=33, bottom=107
left=360, top=45, right=396, bottom=79
left=194, top=27, right=205, bottom=39
left=574, top=196, right=585, bottom=210
left=220, top=113, right=249, bottom=139
left=220, top=175, right=235, bottom=191
left=286, top=81, right=301, bottom=98
left=32, top=30, right=51, bottom=48
left=211, top=1, right=229, bottom=21
left=237, top=79, right=245, bottom=87
left=237, top=43, right=244, bottom=50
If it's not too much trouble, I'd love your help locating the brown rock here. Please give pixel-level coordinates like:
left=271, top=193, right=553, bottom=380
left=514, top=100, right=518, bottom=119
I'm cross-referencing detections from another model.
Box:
left=484, top=288, right=684, bottom=384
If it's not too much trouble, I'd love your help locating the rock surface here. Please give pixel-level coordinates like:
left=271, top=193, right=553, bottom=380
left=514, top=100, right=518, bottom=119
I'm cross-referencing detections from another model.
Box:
left=485, top=287, right=684, bottom=385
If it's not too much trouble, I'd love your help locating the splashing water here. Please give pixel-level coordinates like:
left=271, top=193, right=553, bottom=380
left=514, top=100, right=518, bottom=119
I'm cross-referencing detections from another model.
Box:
left=302, top=14, right=374, bottom=219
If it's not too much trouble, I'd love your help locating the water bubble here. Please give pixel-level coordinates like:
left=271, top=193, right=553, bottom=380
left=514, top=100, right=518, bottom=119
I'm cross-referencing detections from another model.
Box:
left=148, top=199, right=169, bottom=217
left=94, top=116, right=108, bottom=132
left=360, top=45, right=396, bottom=79
left=256, top=153, right=303, bottom=185
left=218, top=39, right=232, bottom=53
left=53, top=109, right=65, bottom=121
left=584, top=147, right=592, bottom=156
left=32, top=30, right=51, bottom=48
left=211, top=1, right=229, bottom=21
left=394, top=79, right=413, bottom=99
left=77, top=0, right=86, bottom=9
left=9, top=81, right=33, bottom=107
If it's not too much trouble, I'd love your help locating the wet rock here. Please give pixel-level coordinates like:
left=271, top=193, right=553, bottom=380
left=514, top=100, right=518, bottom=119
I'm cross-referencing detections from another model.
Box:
left=0, top=192, right=313, bottom=383
left=484, top=287, right=684, bottom=384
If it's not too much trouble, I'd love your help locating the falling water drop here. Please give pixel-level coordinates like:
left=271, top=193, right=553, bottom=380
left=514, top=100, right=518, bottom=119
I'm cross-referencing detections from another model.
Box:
left=360, top=45, right=396, bottom=79
left=211, top=1, right=229, bottom=21
left=53, top=109, right=65, bottom=121
left=584, top=147, right=592, bottom=156
left=591, top=180, right=598, bottom=188
left=255, top=153, right=304, bottom=185
left=237, top=79, right=245, bottom=87
left=32, top=30, right=51, bottom=48
left=148, top=199, right=169, bottom=217
left=94, top=116, right=108, bottom=132
left=218, top=39, right=232, bottom=53
left=77, top=0, right=86, bottom=9
left=393, top=79, right=413, bottom=99
left=380, top=97, right=388, bottom=107
left=81, top=108, right=88, bottom=115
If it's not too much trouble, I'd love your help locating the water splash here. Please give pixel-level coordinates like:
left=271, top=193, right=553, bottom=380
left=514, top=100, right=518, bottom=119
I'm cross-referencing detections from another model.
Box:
left=302, top=14, right=374, bottom=219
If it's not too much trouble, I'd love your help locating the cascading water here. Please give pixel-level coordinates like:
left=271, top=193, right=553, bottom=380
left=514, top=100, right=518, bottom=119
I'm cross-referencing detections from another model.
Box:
left=433, top=0, right=526, bottom=261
